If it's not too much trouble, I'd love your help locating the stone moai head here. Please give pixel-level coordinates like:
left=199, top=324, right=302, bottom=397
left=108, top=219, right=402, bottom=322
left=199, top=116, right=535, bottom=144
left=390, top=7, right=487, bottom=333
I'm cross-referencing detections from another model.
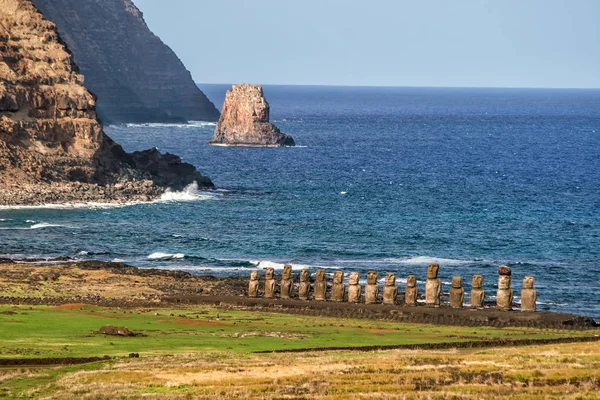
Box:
left=498, top=275, right=511, bottom=290
left=265, top=267, right=274, bottom=280
left=333, top=271, right=344, bottom=284
left=472, top=274, right=483, bottom=289
left=498, top=265, right=512, bottom=289
left=315, top=270, right=326, bottom=282
left=451, top=276, right=463, bottom=288
left=427, top=263, right=439, bottom=279
left=250, top=270, right=258, bottom=281
left=349, top=272, right=360, bottom=285
left=407, top=275, right=417, bottom=287
left=282, top=264, right=292, bottom=280
left=367, top=271, right=378, bottom=285
left=385, top=273, right=396, bottom=286
left=523, top=276, right=535, bottom=289
left=300, top=269, right=310, bottom=282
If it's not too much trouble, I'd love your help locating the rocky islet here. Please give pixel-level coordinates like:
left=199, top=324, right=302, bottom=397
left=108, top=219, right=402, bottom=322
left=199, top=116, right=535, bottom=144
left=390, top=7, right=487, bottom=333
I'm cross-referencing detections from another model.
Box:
left=210, top=84, right=295, bottom=147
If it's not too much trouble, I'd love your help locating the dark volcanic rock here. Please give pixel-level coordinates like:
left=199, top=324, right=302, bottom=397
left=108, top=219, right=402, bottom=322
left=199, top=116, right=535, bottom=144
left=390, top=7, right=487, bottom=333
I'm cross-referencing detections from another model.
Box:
left=32, top=0, right=220, bottom=124
left=0, top=0, right=213, bottom=205
left=210, top=84, right=295, bottom=147
left=98, top=326, right=135, bottom=337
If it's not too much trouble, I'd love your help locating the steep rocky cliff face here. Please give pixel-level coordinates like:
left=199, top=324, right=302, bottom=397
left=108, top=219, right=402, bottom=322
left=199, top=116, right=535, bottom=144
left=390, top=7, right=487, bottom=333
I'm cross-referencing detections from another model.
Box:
left=210, top=84, right=295, bottom=147
left=0, top=0, right=212, bottom=205
left=31, top=0, right=220, bottom=124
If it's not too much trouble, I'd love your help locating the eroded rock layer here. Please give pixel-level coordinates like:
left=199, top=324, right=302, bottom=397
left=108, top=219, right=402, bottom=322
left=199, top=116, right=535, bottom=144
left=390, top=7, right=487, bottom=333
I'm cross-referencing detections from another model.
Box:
left=210, top=84, right=295, bottom=147
left=0, top=0, right=212, bottom=205
left=31, top=0, right=219, bottom=124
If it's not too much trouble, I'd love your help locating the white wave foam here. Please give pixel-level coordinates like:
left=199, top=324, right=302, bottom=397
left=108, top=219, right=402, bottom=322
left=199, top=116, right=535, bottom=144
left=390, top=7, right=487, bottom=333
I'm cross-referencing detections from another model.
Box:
left=118, top=121, right=216, bottom=129
left=30, top=222, right=67, bottom=229
left=383, top=256, right=472, bottom=265
left=148, top=252, right=185, bottom=260
left=536, top=301, right=568, bottom=306
left=159, top=182, right=218, bottom=202
left=0, top=202, right=140, bottom=210
left=0, top=222, right=74, bottom=230
left=246, top=260, right=342, bottom=271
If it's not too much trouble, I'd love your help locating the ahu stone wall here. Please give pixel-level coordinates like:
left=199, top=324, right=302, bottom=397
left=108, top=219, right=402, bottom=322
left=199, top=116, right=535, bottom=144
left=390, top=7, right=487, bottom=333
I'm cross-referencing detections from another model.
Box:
left=247, top=263, right=537, bottom=312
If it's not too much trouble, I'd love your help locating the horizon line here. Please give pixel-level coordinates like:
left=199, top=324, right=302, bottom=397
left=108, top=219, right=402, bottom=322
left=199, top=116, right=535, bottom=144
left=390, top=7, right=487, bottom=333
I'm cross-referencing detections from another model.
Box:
left=196, top=82, right=600, bottom=91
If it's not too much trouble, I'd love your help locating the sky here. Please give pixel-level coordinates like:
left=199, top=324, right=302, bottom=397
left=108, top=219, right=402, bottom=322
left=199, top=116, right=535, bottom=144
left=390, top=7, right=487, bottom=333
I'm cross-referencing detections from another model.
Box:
left=133, top=0, right=600, bottom=88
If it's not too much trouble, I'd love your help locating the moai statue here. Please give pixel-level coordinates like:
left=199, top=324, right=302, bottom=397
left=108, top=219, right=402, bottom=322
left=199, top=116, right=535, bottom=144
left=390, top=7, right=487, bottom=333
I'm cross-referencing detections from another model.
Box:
left=264, top=267, right=276, bottom=298
left=471, top=274, right=485, bottom=308
left=405, top=275, right=418, bottom=306
left=347, top=272, right=362, bottom=303
left=313, top=270, right=327, bottom=301
left=496, top=265, right=513, bottom=311
left=298, top=268, right=310, bottom=300
left=521, top=276, right=537, bottom=312
left=365, top=270, right=379, bottom=304
left=331, top=271, right=345, bottom=302
left=449, top=276, right=464, bottom=308
left=248, top=270, right=259, bottom=297
left=425, top=263, right=442, bottom=307
left=280, top=264, right=293, bottom=299
left=382, top=273, right=398, bottom=305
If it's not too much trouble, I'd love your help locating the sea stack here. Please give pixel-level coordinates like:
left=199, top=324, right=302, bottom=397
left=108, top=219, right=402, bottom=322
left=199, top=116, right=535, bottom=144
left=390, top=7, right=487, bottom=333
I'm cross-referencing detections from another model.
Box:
left=210, top=84, right=295, bottom=147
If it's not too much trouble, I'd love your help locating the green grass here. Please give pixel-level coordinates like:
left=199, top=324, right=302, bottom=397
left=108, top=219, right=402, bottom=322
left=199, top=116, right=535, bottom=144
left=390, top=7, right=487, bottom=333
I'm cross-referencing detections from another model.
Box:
left=0, top=304, right=592, bottom=359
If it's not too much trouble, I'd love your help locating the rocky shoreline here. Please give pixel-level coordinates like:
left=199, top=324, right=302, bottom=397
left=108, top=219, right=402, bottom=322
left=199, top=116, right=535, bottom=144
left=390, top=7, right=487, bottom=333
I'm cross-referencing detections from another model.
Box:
left=0, top=0, right=213, bottom=205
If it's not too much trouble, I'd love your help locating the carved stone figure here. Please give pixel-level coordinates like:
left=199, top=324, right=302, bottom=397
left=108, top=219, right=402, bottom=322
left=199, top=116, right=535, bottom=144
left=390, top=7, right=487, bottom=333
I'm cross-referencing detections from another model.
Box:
left=280, top=264, right=293, bottom=299
left=264, top=267, right=275, bottom=298
left=298, top=268, right=310, bottom=300
left=425, top=263, right=442, bottom=307
left=496, top=266, right=513, bottom=311
left=470, top=274, right=485, bottom=308
left=382, top=273, right=398, bottom=305
left=405, top=275, right=418, bottom=306
left=313, top=270, right=327, bottom=301
left=449, top=276, right=464, bottom=308
left=248, top=270, right=259, bottom=297
left=331, top=271, right=345, bottom=302
left=347, top=272, right=362, bottom=303
left=365, top=270, right=379, bottom=304
left=521, top=276, right=537, bottom=312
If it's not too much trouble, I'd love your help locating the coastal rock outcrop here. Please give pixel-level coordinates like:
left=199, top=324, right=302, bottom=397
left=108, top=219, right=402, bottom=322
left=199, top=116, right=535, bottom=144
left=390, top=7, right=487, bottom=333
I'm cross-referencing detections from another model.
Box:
left=31, top=0, right=220, bottom=124
left=0, top=0, right=213, bottom=205
left=209, top=84, right=295, bottom=147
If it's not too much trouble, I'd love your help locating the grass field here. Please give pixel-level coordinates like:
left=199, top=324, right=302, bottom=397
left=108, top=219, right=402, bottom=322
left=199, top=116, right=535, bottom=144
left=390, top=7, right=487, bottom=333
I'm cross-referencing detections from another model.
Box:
left=1, top=304, right=593, bottom=358
left=1, top=304, right=599, bottom=399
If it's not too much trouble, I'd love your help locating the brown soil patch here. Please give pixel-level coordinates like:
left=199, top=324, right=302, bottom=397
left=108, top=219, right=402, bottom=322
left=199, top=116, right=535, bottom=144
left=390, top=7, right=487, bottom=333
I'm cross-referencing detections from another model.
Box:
left=173, top=318, right=232, bottom=327
left=50, top=303, right=88, bottom=311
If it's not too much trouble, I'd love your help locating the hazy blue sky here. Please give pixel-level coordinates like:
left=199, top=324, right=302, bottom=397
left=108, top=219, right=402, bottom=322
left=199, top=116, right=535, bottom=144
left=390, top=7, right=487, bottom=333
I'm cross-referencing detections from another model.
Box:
left=134, top=0, right=600, bottom=88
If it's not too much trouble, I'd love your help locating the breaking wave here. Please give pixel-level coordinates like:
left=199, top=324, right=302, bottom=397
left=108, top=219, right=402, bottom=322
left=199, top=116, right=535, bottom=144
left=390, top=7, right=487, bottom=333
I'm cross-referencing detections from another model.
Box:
left=117, top=121, right=216, bottom=129
left=147, top=252, right=186, bottom=260
left=159, top=182, right=220, bottom=202
left=0, top=221, right=75, bottom=230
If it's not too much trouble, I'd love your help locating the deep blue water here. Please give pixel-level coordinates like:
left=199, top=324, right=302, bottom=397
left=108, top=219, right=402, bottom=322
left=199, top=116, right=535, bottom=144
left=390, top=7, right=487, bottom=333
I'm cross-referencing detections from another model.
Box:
left=1, top=85, right=599, bottom=318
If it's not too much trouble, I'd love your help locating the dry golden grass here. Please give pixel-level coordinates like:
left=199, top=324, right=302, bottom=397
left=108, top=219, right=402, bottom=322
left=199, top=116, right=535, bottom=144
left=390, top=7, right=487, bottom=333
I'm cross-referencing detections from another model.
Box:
left=28, top=341, right=600, bottom=399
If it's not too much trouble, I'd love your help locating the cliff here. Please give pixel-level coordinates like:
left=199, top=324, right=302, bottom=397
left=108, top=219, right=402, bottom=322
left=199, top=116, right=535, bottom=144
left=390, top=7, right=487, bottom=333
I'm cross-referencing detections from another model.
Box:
left=0, top=0, right=212, bottom=205
left=210, top=84, right=295, bottom=147
left=31, top=0, right=220, bottom=125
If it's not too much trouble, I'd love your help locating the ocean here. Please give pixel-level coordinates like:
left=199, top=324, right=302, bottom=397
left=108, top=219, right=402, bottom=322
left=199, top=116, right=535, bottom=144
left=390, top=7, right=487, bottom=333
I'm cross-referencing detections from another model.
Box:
left=1, top=85, right=599, bottom=318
